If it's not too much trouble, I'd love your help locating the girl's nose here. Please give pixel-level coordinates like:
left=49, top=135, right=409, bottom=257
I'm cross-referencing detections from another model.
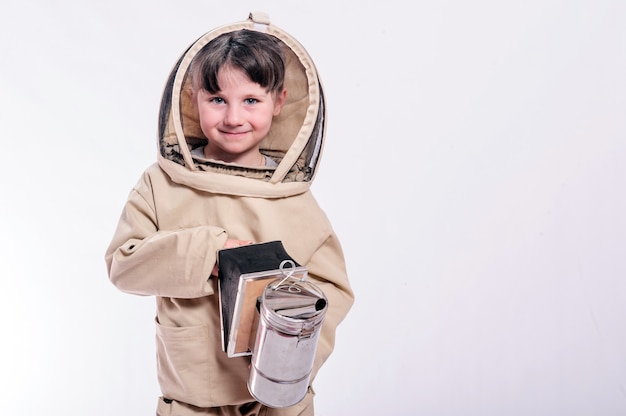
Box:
left=224, top=104, right=243, bottom=126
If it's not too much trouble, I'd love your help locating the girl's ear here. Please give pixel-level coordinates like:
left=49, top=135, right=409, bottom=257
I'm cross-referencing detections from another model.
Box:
left=189, top=85, right=198, bottom=109
left=273, top=89, right=288, bottom=116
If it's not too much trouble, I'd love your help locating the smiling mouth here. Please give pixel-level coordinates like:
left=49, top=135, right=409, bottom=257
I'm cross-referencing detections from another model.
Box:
left=221, top=130, right=249, bottom=137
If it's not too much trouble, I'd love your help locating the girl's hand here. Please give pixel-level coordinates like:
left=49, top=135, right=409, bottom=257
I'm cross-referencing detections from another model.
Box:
left=222, top=239, right=253, bottom=249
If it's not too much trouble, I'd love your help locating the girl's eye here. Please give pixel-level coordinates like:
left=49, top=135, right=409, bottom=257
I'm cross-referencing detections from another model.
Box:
left=244, top=98, right=258, bottom=105
left=210, top=97, right=225, bottom=104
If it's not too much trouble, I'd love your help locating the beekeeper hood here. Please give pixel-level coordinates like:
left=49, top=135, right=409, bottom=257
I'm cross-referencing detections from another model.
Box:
left=157, top=12, right=325, bottom=198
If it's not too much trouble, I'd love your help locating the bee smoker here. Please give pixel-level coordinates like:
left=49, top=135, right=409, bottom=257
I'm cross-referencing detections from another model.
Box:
left=248, top=262, right=328, bottom=408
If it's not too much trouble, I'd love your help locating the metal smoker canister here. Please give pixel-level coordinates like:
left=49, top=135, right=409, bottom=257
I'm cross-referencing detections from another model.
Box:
left=248, top=277, right=328, bottom=408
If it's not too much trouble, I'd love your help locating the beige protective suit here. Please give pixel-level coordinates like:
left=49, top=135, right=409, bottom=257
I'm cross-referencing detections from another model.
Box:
left=105, top=12, right=354, bottom=415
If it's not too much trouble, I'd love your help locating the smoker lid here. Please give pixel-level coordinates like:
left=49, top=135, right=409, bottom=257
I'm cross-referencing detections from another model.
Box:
left=263, top=279, right=327, bottom=320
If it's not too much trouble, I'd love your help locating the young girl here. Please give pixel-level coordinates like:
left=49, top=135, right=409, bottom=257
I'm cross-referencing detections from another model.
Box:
left=105, top=13, right=353, bottom=416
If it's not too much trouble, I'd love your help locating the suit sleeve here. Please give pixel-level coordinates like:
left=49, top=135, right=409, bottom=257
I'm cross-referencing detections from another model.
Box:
left=304, top=232, right=355, bottom=381
left=104, top=171, right=228, bottom=298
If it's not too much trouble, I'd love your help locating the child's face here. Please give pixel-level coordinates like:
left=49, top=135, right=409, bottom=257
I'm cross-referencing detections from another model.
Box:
left=193, top=66, right=287, bottom=165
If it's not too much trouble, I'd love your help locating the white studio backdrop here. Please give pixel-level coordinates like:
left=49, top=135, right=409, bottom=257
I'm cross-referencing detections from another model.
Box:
left=1, top=1, right=624, bottom=415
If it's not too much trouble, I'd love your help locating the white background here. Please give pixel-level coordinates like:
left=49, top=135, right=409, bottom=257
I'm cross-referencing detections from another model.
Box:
left=1, top=1, right=625, bottom=415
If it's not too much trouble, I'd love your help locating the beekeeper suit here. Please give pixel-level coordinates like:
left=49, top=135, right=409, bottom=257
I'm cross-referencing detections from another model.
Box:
left=105, top=12, right=354, bottom=416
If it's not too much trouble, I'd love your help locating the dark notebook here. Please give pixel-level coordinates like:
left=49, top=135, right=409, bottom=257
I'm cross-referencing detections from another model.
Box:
left=217, top=241, right=306, bottom=356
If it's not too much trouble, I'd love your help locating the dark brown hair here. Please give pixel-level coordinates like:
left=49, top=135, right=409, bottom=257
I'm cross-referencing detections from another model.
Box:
left=190, top=29, right=285, bottom=94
